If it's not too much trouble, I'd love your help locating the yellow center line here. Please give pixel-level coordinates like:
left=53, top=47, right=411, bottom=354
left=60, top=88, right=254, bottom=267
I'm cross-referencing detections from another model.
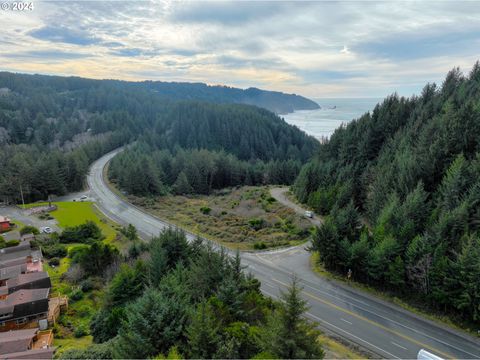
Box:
left=271, top=278, right=454, bottom=359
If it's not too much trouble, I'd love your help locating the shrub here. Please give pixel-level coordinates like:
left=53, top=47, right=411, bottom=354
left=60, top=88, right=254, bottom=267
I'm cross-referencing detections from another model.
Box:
left=248, top=218, right=265, bottom=231
left=128, top=241, right=148, bottom=259
left=266, top=196, right=276, bottom=204
left=20, top=225, right=39, bottom=235
left=68, top=244, right=90, bottom=259
left=43, top=243, right=67, bottom=258
left=76, top=304, right=92, bottom=318
left=73, top=325, right=88, bottom=338
left=60, top=221, right=103, bottom=244
left=70, top=242, right=119, bottom=276
left=5, top=240, right=20, bottom=247
left=253, top=241, right=267, bottom=250
left=48, top=258, right=60, bottom=266
left=200, top=206, right=211, bottom=215
left=69, top=288, right=84, bottom=302
left=80, top=278, right=94, bottom=292
left=38, top=213, right=54, bottom=220
left=59, top=342, right=113, bottom=359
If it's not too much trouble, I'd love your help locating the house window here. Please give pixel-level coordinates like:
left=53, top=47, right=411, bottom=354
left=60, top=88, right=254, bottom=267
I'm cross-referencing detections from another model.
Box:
left=0, top=322, right=5, bottom=327
left=0, top=313, right=11, bottom=320
left=15, top=318, right=27, bottom=325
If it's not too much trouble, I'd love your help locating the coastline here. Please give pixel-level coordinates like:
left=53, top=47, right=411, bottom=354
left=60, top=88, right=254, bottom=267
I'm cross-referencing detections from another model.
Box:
left=282, top=97, right=381, bottom=140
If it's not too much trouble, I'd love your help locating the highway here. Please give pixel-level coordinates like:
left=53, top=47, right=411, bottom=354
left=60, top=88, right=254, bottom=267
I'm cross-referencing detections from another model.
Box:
left=87, top=149, right=480, bottom=359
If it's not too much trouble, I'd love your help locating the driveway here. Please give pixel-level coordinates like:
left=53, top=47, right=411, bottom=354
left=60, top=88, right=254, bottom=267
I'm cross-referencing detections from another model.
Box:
left=270, top=187, right=322, bottom=227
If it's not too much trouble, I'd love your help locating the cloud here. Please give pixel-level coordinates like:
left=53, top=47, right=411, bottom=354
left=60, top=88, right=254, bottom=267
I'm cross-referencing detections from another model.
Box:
left=169, top=1, right=291, bottom=25
left=110, top=48, right=144, bottom=57
left=1, top=1, right=480, bottom=98
left=354, top=30, right=480, bottom=61
left=2, top=50, right=90, bottom=60
left=28, top=26, right=99, bottom=45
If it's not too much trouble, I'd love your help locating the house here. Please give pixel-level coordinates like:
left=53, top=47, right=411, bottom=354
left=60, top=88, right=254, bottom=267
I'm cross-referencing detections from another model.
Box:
left=0, top=272, right=51, bottom=299
left=0, top=347, right=55, bottom=359
left=0, top=242, right=31, bottom=256
left=0, top=218, right=11, bottom=233
left=0, top=289, right=50, bottom=331
left=0, top=265, right=27, bottom=282
left=0, top=248, right=43, bottom=274
left=0, top=327, right=54, bottom=359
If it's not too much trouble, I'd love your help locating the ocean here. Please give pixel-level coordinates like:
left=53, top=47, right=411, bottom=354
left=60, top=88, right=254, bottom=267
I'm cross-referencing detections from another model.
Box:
left=282, top=98, right=382, bottom=140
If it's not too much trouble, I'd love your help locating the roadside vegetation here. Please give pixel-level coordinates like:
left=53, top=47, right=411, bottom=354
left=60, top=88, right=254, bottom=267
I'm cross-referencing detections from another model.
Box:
left=295, top=64, right=480, bottom=328
left=18, top=201, right=355, bottom=359
left=127, top=186, right=312, bottom=250
left=61, top=228, right=324, bottom=359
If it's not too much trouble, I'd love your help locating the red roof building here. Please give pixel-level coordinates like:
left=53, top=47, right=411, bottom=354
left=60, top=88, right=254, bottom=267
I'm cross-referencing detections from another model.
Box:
left=0, top=218, right=11, bottom=233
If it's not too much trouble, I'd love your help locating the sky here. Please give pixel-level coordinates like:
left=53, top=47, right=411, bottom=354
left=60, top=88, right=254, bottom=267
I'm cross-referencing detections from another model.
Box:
left=1, top=0, right=480, bottom=98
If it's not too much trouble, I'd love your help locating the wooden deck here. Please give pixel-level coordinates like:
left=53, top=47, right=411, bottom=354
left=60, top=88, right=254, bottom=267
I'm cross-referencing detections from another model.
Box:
left=47, top=296, right=68, bottom=325
left=33, top=330, right=53, bottom=349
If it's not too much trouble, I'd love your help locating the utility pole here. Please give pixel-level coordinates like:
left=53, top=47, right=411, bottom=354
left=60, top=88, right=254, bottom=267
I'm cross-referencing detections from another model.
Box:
left=19, top=184, right=25, bottom=209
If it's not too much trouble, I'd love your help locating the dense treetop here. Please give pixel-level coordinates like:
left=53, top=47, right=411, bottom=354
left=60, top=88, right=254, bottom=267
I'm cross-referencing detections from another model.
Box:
left=0, top=71, right=317, bottom=202
left=61, top=228, right=324, bottom=359
left=294, top=63, right=480, bottom=324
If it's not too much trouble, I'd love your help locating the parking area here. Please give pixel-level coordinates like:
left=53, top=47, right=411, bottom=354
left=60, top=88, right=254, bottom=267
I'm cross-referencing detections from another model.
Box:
left=0, top=206, right=61, bottom=233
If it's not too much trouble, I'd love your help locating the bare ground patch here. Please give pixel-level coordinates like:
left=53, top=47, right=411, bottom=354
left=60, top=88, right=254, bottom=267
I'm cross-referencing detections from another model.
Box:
left=129, top=186, right=313, bottom=250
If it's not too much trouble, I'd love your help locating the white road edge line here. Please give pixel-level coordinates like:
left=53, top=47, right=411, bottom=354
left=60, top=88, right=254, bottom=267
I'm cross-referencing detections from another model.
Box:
left=391, top=341, right=408, bottom=351
left=341, top=318, right=353, bottom=325
left=307, top=312, right=400, bottom=359
left=261, top=288, right=399, bottom=360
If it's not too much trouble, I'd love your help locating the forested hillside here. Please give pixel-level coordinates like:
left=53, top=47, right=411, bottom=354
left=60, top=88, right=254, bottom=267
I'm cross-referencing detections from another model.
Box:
left=0, top=72, right=317, bottom=202
left=294, top=63, right=480, bottom=323
left=109, top=102, right=318, bottom=196
left=140, top=81, right=320, bottom=114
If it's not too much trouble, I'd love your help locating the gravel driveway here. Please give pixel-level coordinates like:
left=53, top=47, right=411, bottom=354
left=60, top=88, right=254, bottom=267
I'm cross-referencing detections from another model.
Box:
left=269, top=187, right=323, bottom=227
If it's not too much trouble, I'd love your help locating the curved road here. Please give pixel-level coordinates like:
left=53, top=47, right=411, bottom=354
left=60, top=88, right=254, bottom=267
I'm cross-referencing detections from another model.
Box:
left=88, top=149, right=480, bottom=359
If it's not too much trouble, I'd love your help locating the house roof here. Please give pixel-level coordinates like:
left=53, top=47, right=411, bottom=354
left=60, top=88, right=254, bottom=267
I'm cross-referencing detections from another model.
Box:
left=0, top=289, right=50, bottom=316
left=0, top=249, right=31, bottom=263
left=0, top=264, right=26, bottom=281
left=0, top=260, right=27, bottom=272
left=0, top=328, right=38, bottom=355
left=0, top=242, right=31, bottom=256
left=6, top=272, right=49, bottom=289
left=0, top=347, right=54, bottom=359
left=0, top=217, right=10, bottom=223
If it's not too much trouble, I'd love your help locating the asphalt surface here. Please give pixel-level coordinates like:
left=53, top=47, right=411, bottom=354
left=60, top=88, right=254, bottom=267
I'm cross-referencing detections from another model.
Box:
left=0, top=206, right=61, bottom=233
left=87, top=149, right=480, bottom=360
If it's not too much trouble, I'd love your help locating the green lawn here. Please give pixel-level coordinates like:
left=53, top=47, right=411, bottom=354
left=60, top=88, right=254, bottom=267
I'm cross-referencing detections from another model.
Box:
left=25, top=201, right=117, bottom=243
left=54, top=336, right=93, bottom=358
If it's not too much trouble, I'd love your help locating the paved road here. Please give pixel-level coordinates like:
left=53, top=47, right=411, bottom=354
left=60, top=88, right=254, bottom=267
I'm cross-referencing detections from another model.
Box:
left=87, top=149, right=480, bottom=359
